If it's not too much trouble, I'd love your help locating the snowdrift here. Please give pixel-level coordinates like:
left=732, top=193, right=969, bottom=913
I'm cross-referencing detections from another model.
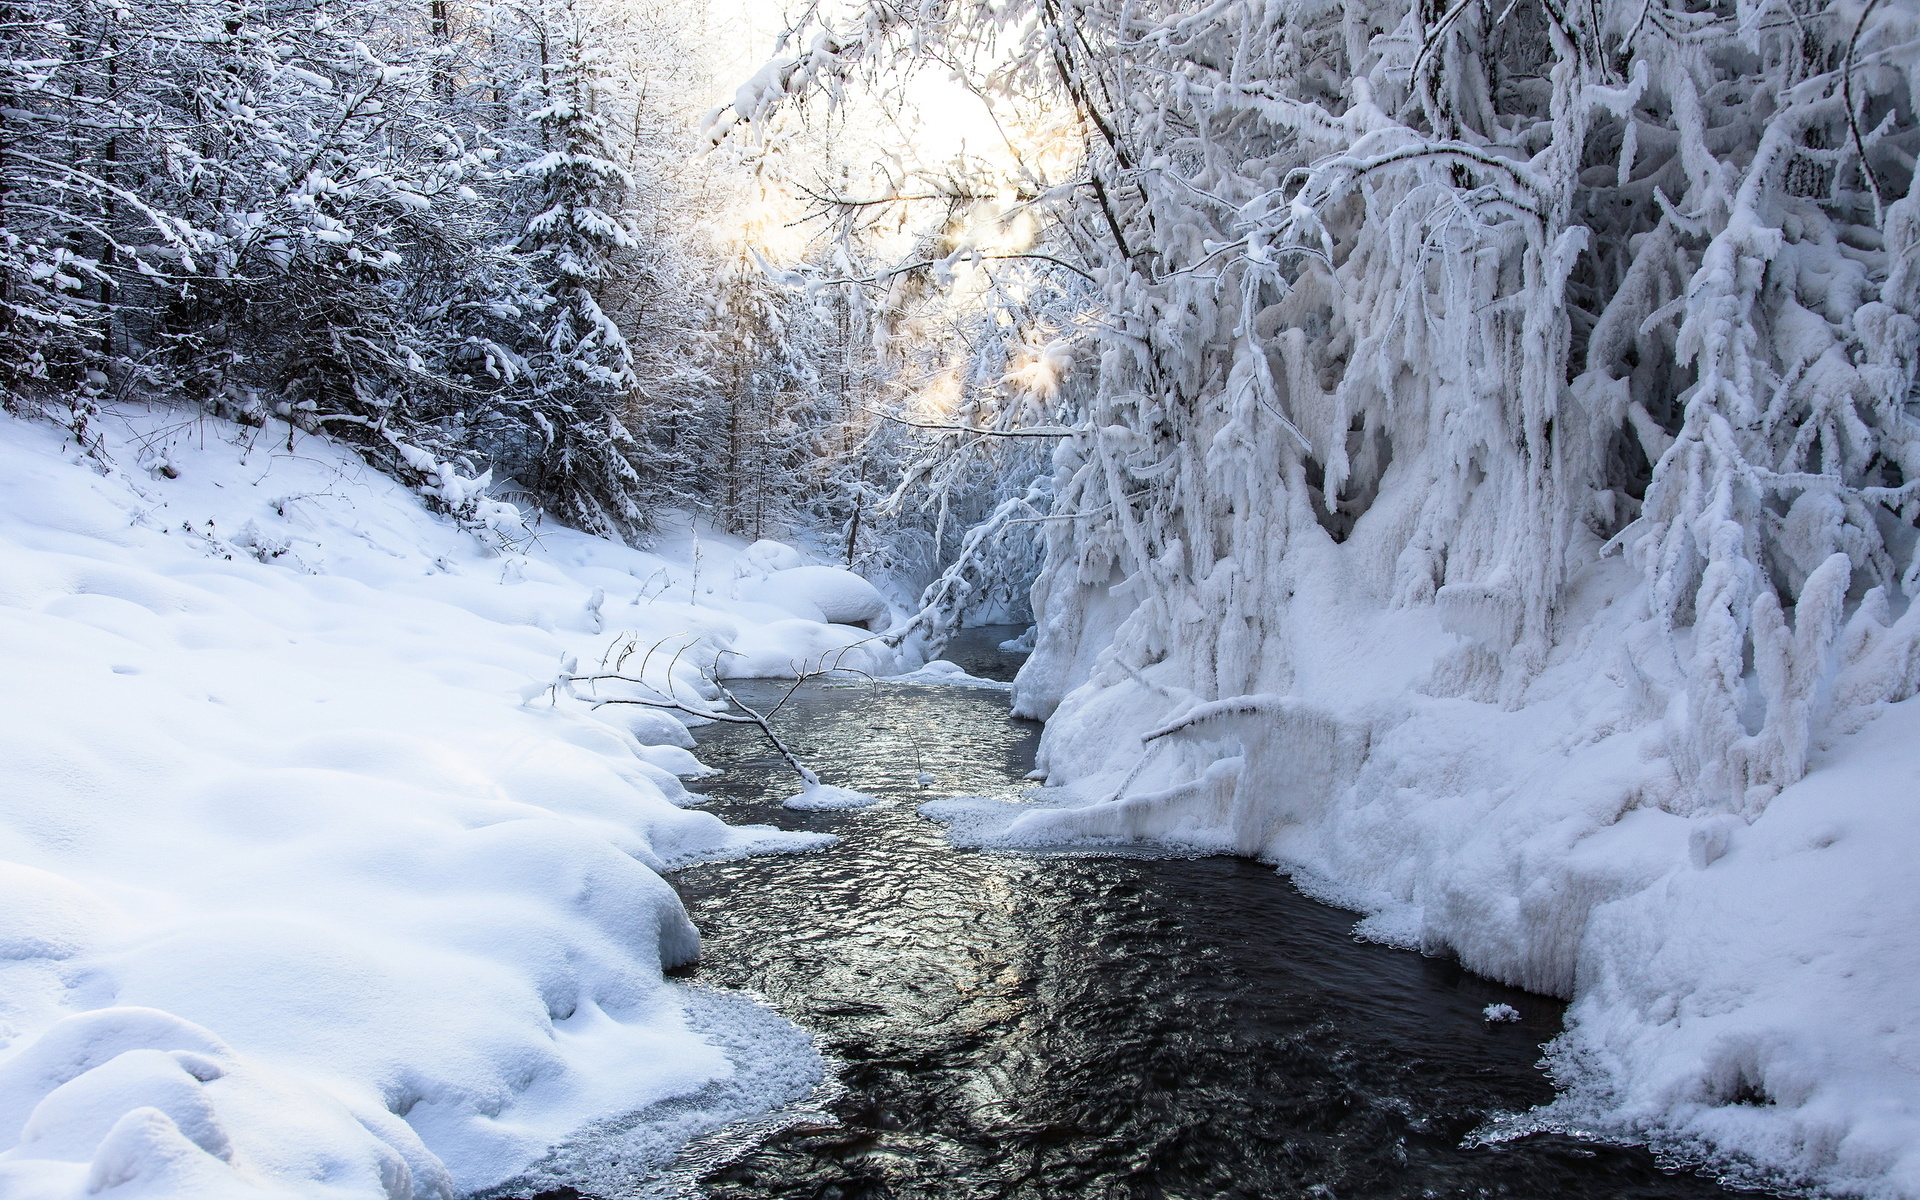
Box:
left=0, top=408, right=896, bottom=1199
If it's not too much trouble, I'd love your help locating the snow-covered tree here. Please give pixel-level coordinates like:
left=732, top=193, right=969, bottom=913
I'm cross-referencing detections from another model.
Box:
left=719, top=0, right=1920, bottom=809
left=706, top=82, right=1094, bottom=635
left=0, top=0, right=733, bottom=540
left=506, top=0, right=647, bottom=532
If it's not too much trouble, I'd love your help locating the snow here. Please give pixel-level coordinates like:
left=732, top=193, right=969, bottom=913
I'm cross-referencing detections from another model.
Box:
left=740, top=566, right=891, bottom=630
left=738, top=540, right=804, bottom=575
left=882, top=660, right=1012, bottom=689
left=1482, top=1005, right=1521, bottom=1024
left=1536, top=697, right=1920, bottom=1193
left=0, top=407, right=904, bottom=1199
left=781, top=782, right=882, bottom=811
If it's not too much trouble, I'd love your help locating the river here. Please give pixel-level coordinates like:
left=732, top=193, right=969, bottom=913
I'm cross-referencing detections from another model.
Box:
left=588, top=626, right=1760, bottom=1200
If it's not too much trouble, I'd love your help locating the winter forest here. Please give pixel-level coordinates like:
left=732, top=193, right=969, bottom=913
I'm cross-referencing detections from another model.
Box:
left=3, top=0, right=1920, bottom=1194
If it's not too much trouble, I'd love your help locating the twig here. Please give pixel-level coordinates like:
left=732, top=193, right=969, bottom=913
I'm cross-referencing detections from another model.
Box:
left=579, top=667, right=822, bottom=786
left=1844, top=0, right=1888, bottom=221
left=864, top=407, right=1078, bottom=437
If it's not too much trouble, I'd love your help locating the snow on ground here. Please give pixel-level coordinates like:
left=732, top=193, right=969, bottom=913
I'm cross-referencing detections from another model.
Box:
left=935, top=519, right=1920, bottom=1197
left=0, top=406, right=903, bottom=1199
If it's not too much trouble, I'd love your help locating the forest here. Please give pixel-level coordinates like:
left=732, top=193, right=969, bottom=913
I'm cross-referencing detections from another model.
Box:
left=2, top=0, right=1920, bottom=1195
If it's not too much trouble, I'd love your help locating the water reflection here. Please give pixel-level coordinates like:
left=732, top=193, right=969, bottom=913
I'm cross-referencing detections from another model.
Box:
left=665, top=628, right=1760, bottom=1200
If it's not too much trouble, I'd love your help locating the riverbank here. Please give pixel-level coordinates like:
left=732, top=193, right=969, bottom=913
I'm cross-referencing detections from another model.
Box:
left=0, top=407, right=893, bottom=1199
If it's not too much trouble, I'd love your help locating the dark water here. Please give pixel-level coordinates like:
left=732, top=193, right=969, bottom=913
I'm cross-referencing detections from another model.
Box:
left=653, top=628, right=1760, bottom=1200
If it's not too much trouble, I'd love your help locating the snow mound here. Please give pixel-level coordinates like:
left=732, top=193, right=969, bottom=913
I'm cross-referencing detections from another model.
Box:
left=597, top=705, right=698, bottom=750
left=739, top=540, right=804, bottom=575
left=917, top=796, right=1034, bottom=845
left=636, top=743, right=718, bottom=779
left=916, top=794, right=1140, bottom=851
left=783, top=782, right=882, bottom=811
left=718, top=618, right=893, bottom=679
left=743, top=566, right=889, bottom=630
left=883, top=660, right=1012, bottom=689
left=1483, top=1004, right=1521, bottom=1024
left=0, top=407, right=853, bottom=1198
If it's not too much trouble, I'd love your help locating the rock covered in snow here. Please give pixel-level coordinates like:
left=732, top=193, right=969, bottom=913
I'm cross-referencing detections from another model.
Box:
left=884, top=660, right=1012, bottom=689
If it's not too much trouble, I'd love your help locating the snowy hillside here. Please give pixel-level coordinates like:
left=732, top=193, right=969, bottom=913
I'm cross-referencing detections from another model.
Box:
left=0, top=408, right=898, bottom=1199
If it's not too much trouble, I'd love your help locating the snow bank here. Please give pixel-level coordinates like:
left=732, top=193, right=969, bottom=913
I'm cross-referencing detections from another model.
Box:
left=954, top=498, right=1920, bottom=1196
left=1536, top=696, right=1920, bottom=1194
left=0, top=407, right=891, bottom=1199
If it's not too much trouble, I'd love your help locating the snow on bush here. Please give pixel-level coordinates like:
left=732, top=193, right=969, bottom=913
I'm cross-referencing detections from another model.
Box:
left=0, top=408, right=894, bottom=1198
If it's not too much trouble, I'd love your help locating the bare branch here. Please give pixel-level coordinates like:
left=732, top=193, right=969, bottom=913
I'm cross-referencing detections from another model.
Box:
left=864, top=407, right=1078, bottom=437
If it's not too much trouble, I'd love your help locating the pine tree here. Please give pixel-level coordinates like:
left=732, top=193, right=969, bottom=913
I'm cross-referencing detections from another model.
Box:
left=0, top=0, right=729, bottom=542
left=505, top=0, right=652, bottom=536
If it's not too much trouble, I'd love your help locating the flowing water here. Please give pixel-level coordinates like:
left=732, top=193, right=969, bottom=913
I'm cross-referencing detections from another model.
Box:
left=626, top=629, right=1767, bottom=1199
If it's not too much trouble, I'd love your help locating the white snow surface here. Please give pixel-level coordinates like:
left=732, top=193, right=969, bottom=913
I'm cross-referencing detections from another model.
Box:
left=0, top=407, right=904, bottom=1199
left=881, top=660, right=1011, bottom=690
left=740, top=566, right=890, bottom=630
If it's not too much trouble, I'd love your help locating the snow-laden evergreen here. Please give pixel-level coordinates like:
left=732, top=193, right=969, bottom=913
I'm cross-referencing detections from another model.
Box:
left=0, top=0, right=728, bottom=531
left=506, top=0, right=654, bottom=536
left=720, top=0, right=1920, bottom=1190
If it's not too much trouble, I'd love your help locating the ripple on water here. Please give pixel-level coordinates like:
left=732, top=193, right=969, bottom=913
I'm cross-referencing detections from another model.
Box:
left=646, top=629, right=1771, bottom=1200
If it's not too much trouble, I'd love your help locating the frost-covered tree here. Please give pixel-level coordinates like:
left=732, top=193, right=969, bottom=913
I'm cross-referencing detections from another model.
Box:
left=708, top=86, right=1094, bottom=634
